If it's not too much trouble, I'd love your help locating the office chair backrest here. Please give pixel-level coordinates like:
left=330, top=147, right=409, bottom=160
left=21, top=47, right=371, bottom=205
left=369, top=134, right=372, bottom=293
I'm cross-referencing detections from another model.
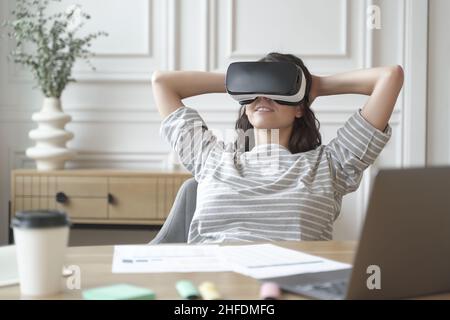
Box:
left=150, top=178, right=198, bottom=244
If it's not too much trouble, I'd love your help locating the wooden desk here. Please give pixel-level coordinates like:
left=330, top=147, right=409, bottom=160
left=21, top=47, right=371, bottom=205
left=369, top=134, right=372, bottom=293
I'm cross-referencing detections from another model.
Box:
left=0, top=241, right=448, bottom=300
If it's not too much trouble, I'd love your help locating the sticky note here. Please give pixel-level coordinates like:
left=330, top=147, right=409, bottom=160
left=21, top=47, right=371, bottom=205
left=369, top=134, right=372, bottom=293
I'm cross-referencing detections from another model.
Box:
left=199, top=281, right=221, bottom=300
left=82, top=284, right=156, bottom=300
left=260, top=282, right=281, bottom=300
left=176, top=280, right=200, bottom=299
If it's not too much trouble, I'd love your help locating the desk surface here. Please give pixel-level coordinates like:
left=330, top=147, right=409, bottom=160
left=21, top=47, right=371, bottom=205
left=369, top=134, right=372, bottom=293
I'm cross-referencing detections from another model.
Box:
left=0, top=241, right=448, bottom=300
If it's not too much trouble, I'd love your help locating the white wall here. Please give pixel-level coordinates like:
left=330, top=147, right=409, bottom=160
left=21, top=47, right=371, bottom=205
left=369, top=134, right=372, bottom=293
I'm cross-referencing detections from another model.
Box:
left=427, top=0, right=450, bottom=165
left=0, top=0, right=431, bottom=245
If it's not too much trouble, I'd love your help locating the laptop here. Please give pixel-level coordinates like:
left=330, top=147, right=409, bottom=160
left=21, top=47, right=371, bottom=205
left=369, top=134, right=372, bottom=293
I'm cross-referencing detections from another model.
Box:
left=266, top=167, right=450, bottom=299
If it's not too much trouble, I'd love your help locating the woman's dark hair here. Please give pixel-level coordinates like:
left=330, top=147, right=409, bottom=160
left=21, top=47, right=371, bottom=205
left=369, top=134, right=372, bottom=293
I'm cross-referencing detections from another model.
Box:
left=234, top=52, right=321, bottom=154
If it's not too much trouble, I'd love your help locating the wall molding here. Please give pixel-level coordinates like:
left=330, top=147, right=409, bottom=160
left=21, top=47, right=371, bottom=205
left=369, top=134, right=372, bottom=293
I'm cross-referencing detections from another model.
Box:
left=227, top=0, right=349, bottom=59
left=9, top=149, right=170, bottom=171
left=206, top=0, right=365, bottom=73
left=166, top=0, right=179, bottom=70
left=6, top=0, right=165, bottom=83
left=401, top=0, right=428, bottom=167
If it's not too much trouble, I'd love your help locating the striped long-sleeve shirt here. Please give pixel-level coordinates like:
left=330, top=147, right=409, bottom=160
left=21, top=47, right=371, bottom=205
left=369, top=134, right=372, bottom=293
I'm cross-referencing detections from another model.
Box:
left=160, top=107, right=392, bottom=243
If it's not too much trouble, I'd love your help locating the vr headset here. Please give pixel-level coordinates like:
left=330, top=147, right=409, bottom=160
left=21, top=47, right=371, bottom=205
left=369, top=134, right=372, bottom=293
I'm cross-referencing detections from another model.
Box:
left=226, top=61, right=307, bottom=106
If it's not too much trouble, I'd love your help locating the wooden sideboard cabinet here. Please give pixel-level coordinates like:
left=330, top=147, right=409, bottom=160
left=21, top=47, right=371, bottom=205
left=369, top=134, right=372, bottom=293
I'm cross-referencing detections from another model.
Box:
left=10, top=169, right=192, bottom=225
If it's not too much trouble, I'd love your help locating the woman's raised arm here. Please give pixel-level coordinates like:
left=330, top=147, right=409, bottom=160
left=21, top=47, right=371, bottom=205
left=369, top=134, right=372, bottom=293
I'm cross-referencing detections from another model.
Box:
left=151, top=71, right=226, bottom=118
left=310, top=66, right=404, bottom=131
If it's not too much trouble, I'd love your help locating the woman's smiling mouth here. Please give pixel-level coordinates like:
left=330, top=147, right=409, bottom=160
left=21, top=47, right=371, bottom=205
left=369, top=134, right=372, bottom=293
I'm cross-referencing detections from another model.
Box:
left=255, top=106, right=275, bottom=112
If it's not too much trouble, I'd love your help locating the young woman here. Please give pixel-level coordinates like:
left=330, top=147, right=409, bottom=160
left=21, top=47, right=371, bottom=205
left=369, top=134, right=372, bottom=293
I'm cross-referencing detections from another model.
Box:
left=152, top=52, right=404, bottom=243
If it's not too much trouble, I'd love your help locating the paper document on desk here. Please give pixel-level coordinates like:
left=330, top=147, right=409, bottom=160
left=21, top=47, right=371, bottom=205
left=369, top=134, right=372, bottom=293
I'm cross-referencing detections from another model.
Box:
left=218, top=244, right=351, bottom=279
left=112, top=244, right=350, bottom=277
left=112, top=245, right=232, bottom=273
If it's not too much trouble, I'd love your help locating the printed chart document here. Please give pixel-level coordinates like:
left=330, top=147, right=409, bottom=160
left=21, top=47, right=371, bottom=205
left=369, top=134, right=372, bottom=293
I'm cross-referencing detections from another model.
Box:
left=112, top=245, right=232, bottom=273
left=112, top=244, right=351, bottom=278
left=218, top=244, right=352, bottom=279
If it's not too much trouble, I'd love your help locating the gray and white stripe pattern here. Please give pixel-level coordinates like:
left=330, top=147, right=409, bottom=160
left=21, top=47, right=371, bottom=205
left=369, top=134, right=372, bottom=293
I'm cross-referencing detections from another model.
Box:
left=160, top=107, right=391, bottom=243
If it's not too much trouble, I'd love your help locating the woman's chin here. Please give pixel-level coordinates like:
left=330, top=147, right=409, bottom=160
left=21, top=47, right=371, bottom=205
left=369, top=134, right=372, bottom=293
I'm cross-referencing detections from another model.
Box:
left=250, top=114, right=282, bottom=128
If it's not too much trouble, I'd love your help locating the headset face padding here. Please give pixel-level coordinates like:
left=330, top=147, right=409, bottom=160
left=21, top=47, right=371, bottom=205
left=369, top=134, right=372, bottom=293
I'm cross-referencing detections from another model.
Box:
left=226, top=61, right=307, bottom=106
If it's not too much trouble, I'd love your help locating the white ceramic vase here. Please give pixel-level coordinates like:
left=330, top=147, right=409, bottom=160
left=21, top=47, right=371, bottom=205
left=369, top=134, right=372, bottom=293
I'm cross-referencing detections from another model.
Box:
left=25, top=97, right=76, bottom=171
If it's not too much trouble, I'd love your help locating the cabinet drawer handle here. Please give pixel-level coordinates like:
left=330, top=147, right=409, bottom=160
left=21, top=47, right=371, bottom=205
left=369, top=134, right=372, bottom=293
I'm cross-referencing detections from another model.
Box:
left=108, top=193, right=115, bottom=205
left=56, top=192, right=68, bottom=204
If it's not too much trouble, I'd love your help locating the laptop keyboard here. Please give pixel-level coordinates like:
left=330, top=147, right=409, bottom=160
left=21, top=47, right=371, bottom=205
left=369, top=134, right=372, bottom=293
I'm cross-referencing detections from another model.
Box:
left=292, top=280, right=348, bottom=300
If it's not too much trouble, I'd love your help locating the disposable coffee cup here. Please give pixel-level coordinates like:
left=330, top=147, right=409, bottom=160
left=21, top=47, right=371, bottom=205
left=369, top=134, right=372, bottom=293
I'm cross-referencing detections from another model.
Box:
left=12, top=210, right=70, bottom=297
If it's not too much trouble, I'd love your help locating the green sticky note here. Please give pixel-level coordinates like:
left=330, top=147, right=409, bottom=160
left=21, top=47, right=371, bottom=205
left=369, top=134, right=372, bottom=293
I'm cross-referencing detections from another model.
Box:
left=82, top=284, right=156, bottom=300
left=176, top=280, right=200, bottom=300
